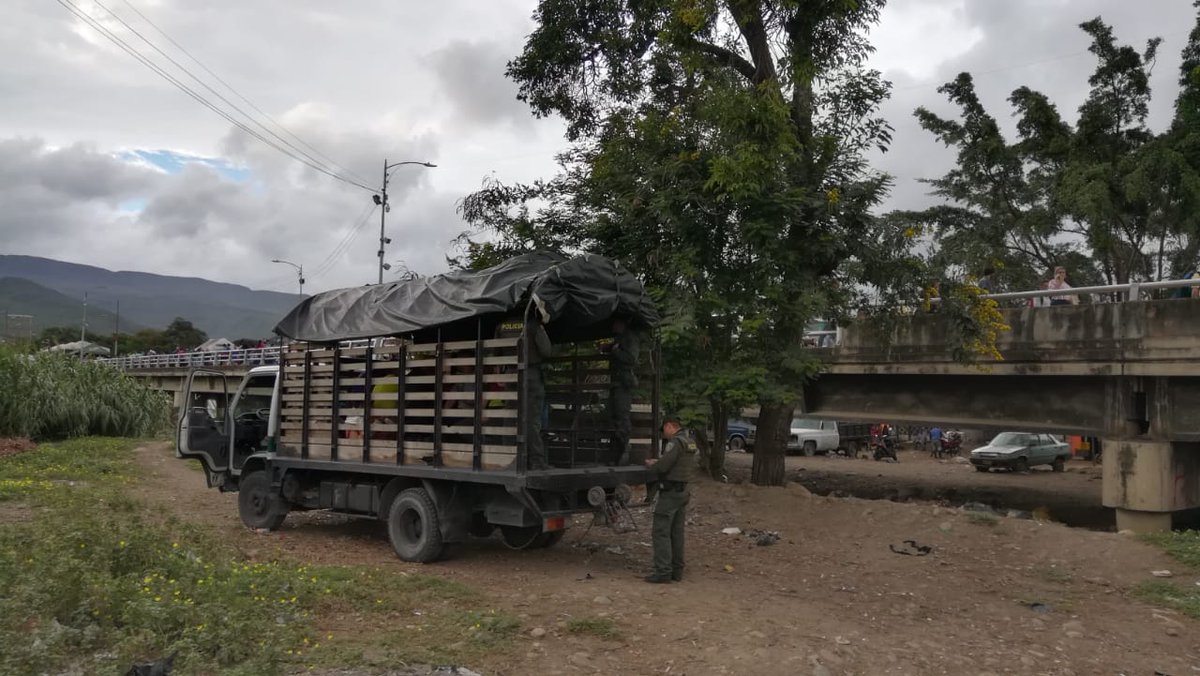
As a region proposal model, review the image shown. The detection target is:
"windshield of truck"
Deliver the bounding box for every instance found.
[233,374,274,418]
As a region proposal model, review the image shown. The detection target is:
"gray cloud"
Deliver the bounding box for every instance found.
[428,40,533,130]
[0,0,1193,296]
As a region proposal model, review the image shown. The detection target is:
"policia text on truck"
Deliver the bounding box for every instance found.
[175,253,662,562]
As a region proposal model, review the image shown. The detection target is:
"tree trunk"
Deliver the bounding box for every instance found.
[709,401,729,480]
[693,427,712,478]
[751,402,794,486]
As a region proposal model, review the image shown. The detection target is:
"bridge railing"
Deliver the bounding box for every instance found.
[99,339,385,370]
[100,347,281,370]
[802,278,1200,346]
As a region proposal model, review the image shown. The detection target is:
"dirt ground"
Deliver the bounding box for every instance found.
[724,447,1109,529]
[0,437,35,459]
[135,443,1200,675]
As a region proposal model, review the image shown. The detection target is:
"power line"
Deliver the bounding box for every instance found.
[89,0,370,190]
[309,202,379,280]
[56,0,376,192]
[115,0,372,188]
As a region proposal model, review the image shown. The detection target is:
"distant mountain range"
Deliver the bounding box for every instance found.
[0,255,303,339]
[0,277,146,338]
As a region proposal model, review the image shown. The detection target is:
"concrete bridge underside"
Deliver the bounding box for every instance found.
[807,299,1200,532]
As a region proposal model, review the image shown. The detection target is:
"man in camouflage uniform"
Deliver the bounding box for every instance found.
[644,417,695,583]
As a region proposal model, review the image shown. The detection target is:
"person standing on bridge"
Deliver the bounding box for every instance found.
[1046,266,1078,306]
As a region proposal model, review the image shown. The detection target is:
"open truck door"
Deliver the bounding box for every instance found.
[176,369,231,488]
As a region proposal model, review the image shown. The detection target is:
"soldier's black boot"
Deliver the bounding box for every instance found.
[644,574,672,584]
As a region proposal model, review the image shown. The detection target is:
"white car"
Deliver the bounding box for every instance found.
[788,418,840,456]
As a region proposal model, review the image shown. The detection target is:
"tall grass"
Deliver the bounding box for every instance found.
[0,347,170,440]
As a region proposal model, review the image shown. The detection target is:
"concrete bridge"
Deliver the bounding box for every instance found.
[807,298,1200,532]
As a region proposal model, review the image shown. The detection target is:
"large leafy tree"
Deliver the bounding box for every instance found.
[458,0,903,485]
[913,13,1200,289]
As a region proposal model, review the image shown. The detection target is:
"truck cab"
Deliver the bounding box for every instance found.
[176,365,279,488]
[788,418,840,456]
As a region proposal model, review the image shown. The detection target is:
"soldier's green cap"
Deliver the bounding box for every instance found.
[662,416,682,426]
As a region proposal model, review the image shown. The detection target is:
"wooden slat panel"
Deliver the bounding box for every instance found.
[403,391,516,401]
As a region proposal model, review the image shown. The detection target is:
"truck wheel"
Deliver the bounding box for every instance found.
[533,530,565,548]
[1051,457,1066,473]
[802,441,817,457]
[387,488,445,563]
[500,525,543,550]
[729,436,746,452]
[238,471,288,531]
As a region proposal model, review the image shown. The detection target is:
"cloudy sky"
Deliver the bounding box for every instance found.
[1,0,1195,294]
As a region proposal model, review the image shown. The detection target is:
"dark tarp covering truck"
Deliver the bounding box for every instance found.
[176,252,661,562]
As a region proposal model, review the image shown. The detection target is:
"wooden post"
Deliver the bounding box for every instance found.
[473,320,484,470]
[434,332,444,468]
[330,345,341,462]
[362,343,373,462]
[396,342,406,465]
[301,347,311,460]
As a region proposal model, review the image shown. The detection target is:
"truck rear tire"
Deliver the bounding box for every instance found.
[534,530,565,548]
[238,471,287,531]
[387,488,445,563]
[500,525,543,549]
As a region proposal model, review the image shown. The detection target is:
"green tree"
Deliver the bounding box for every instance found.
[912,14,1200,289]
[162,318,207,351]
[458,0,913,485]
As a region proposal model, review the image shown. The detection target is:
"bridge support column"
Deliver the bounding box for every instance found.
[1102,439,1200,532]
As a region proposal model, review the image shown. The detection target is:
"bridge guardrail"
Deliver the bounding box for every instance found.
[100,347,280,370]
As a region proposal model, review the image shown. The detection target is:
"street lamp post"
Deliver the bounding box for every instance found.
[271,259,306,296]
[375,159,436,284]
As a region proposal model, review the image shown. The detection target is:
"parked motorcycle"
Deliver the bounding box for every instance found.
[936,430,962,458]
[872,435,898,462]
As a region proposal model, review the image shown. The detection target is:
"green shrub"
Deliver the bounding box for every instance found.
[0,438,501,674]
[0,348,169,440]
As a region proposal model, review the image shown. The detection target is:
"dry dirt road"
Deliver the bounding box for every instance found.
[137,443,1200,675]
[724,447,1109,528]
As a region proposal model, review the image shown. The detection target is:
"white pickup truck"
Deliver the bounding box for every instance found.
[788,418,840,456]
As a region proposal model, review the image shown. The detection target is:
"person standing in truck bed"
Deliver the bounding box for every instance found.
[525,309,554,470]
[603,316,640,466]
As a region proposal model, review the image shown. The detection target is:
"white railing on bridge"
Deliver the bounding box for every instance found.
[100,347,280,370]
[99,339,384,370]
[802,277,1200,347]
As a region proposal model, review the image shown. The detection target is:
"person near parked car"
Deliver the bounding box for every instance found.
[930,426,943,448]
[645,417,696,583]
